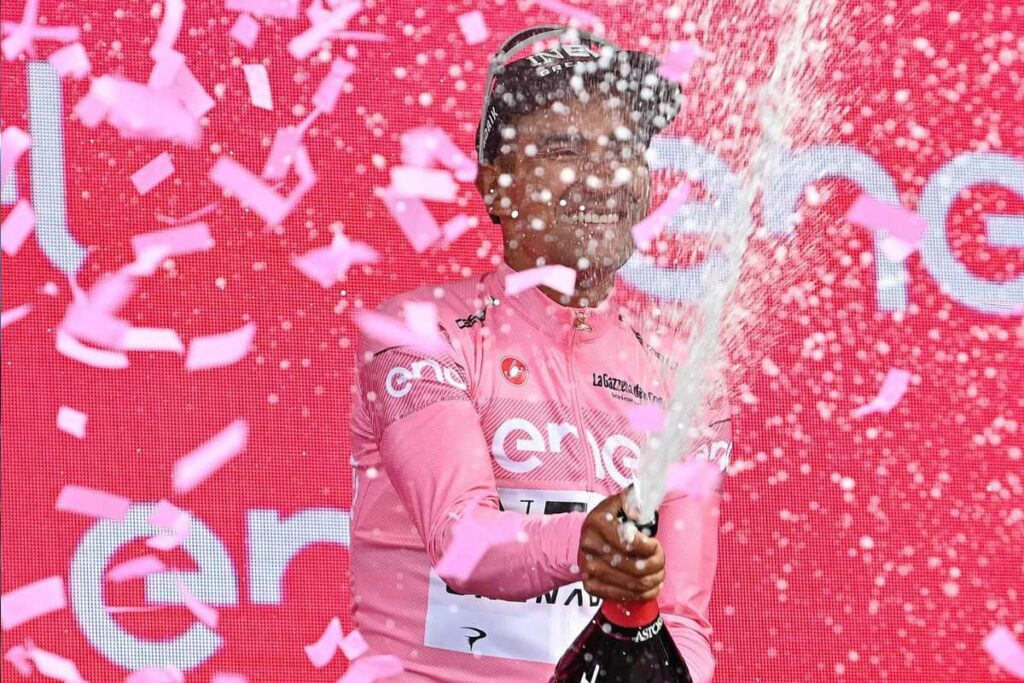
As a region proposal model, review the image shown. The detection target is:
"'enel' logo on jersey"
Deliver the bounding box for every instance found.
[385,359,467,398]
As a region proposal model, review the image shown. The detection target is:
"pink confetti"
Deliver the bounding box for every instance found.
[155,202,219,225]
[1,199,36,256]
[3,644,33,676]
[400,127,476,182]
[229,14,260,49]
[982,625,1024,679]
[172,419,249,494]
[174,575,218,629]
[339,629,369,661]
[666,458,723,499]
[456,11,488,45]
[504,265,577,297]
[123,327,185,353]
[225,0,299,19]
[146,499,191,551]
[167,63,216,119]
[262,127,302,179]
[148,48,187,90]
[657,41,701,81]
[25,644,84,683]
[1,576,66,630]
[389,166,459,202]
[337,655,404,683]
[61,300,131,350]
[242,63,274,110]
[288,1,360,60]
[55,329,130,369]
[627,403,666,432]
[55,484,130,520]
[131,152,176,195]
[75,76,201,145]
[312,58,355,113]
[534,0,600,25]
[381,187,442,253]
[332,31,386,42]
[210,157,291,225]
[435,495,524,583]
[354,303,447,355]
[631,181,691,249]
[185,322,256,371]
[125,666,184,683]
[106,555,168,583]
[1,0,79,61]
[150,0,184,58]
[305,617,344,668]
[56,406,88,439]
[846,194,927,257]
[132,222,214,260]
[211,674,248,683]
[292,232,379,288]
[1,304,32,330]
[47,42,91,78]
[1,126,31,187]
[441,214,475,244]
[851,368,912,418]
[879,236,916,262]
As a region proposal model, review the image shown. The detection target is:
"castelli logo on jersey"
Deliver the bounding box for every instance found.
[501,357,528,386]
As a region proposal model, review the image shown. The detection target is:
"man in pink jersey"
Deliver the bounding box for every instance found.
[349,26,732,681]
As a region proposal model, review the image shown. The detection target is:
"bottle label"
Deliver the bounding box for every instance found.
[632,615,664,643]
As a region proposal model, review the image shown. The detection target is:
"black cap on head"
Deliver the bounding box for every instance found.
[475,26,683,167]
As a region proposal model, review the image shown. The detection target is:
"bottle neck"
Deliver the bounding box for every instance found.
[600,597,661,629]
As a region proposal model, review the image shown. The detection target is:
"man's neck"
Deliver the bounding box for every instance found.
[503,256,614,308]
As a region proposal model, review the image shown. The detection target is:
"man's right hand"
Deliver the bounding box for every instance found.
[576,488,665,603]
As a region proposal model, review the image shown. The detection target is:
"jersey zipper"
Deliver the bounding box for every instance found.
[566,309,595,493]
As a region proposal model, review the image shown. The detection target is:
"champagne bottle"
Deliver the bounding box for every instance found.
[550,510,692,683]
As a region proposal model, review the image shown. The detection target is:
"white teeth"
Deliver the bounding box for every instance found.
[571,212,620,224]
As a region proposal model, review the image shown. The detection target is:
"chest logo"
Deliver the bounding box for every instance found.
[501,356,529,386]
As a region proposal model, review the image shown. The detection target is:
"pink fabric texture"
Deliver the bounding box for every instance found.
[349,262,732,682]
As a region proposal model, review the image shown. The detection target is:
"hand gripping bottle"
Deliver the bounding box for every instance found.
[550,495,692,683]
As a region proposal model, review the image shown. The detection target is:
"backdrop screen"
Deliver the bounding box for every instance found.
[2,0,1022,681]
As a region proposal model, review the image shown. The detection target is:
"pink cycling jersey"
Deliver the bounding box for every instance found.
[349,261,732,682]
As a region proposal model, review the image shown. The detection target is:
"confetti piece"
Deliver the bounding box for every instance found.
[61,300,131,350]
[1,199,36,256]
[982,625,1024,679]
[55,329,130,369]
[631,181,691,249]
[75,76,201,145]
[381,186,442,253]
[441,214,475,244]
[225,0,299,19]
[879,235,916,262]
[211,674,248,683]
[172,419,249,494]
[354,303,447,355]
[25,644,84,683]
[185,322,256,371]
[534,0,600,25]
[47,42,90,78]
[333,30,386,42]
[312,58,355,113]
[389,166,459,202]
[627,403,666,432]
[846,194,927,257]
[505,265,577,297]
[305,617,344,668]
[242,63,273,110]
[150,0,185,58]
[125,666,185,683]
[1,304,31,330]
[106,555,168,583]
[456,10,488,45]
[155,202,219,225]
[121,328,185,353]
[148,48,187,90]
[131,152,176,195]
[851,368,912,418]
[1,126,31,187]
[229,14,260,48]
[288,1,360,60]
[175,575,218,629]
[292,232,379,288]
[399,127,476,182]
[210,157,291,225]
[3,644,32,676]
[55,484,130,520]
[1,576,66,630]
[167,63,216,119]
[337,654,404,683]
[339,629,369,661]
[56,406,88,439]
[665,458,723,499]
[657,41,701,81]
[132,222,214,261]
[146,499,191,551]
[262,127,302,179]
[435,495,524,583]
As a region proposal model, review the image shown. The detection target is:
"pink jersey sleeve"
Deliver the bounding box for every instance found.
[656,403,733,683]
[357,341,587,602]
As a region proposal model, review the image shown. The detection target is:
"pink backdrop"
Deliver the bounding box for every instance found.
[2,0,1022,681]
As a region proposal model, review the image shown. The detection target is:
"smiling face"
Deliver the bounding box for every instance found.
[477,97,653,287]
